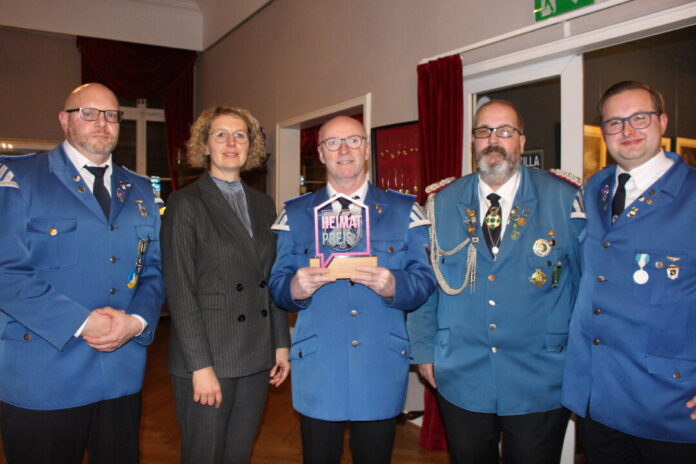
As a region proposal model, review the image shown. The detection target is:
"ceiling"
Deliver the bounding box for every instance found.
[0,0,272,51]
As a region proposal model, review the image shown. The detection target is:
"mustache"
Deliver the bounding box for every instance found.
[481,145,507,157]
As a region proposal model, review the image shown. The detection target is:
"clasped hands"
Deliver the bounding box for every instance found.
[81,307,142,352]
[290,265,395,300]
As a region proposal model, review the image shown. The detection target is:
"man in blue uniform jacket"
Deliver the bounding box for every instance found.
[562,81,696,462]
[0,83,164,463]
[269,116,436,464]
[408,100,585,464]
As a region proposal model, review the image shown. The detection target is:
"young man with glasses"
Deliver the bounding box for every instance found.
[269,116,436,463]
[0,83,164,463]
[408,99,585,464]
[562,81,696,462]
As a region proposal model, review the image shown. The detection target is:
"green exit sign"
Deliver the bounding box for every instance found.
[535,0,595,21]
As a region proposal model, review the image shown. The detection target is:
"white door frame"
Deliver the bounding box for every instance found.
[463,54,583,177]
[274,93,372,210]
[459,2,696,178]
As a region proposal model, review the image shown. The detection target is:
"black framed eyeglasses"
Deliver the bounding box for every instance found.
[600,111,658,135]
[65,107,123,123]
[472,125,522,139]
[319,135,366,151]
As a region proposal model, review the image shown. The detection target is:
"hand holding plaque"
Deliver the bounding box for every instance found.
[309,193,378,279]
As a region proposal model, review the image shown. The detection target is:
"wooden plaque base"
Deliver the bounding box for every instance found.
[309,255,378,279]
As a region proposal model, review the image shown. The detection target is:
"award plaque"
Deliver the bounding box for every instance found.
[309,193,377,279]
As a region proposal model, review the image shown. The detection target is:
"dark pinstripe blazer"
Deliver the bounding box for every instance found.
[161,171,290,379]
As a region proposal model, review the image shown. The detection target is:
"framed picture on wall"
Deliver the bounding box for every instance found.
[676,137,696,168]
[371,121,424,203]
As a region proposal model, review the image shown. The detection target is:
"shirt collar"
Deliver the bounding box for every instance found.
[616,150,672,193]
[63,140,112,171]
[326,178,369,203]
[478,168,521,207]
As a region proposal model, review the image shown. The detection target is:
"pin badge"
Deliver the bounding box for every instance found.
[127,271,139,289]
[73,175,81,182]
[136,200,148,217]
[530,268,547,287]
[77,186,86,193]
[533,238,552,257]
[633,253,650,285]
[666,265,680,280]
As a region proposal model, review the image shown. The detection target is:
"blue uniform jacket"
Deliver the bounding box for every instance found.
[0,146,164,410]
[408,166,584,415]
[269,185,436,421]
[562,152,696,443]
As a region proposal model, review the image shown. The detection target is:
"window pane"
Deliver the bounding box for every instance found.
[113,120,136,172]
[146,121,172,201]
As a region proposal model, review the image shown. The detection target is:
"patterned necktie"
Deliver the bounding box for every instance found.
[482,193,502,258]
[85,166,110,218]
[611,173,631,223]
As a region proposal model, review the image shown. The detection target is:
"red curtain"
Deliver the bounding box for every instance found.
[76,37,197,190]
[417,54,463,188]
[416,53,463,451]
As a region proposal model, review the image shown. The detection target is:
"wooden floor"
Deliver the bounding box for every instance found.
[1,318,449,463]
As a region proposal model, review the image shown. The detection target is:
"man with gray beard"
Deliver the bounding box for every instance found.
[408,99,585,464]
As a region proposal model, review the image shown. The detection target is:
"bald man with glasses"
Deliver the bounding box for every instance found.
[0,83,164,463]
[408,99,585,464]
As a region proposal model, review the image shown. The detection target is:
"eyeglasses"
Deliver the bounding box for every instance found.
[472,125,522,139]
[319,136,366,151]
[65,107,123,123]
[600,111,658,135]
[210,129,249,144]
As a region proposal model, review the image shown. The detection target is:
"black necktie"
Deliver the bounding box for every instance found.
[482,193,502,258]
[611,173,631,223]
[85,166,111,218]
[336,195,359,210]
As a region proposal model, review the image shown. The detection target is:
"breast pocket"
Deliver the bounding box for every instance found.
[372,239,407,269]
[527,247,567,294]
[632,249,688,306]
[27,217,79,270]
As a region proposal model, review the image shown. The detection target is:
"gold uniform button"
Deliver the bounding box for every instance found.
[351,340,359,347]
[488,274,495,282]
[400,349,407,356]
[673,371,682,380]
[593,308,601,315]
[488,300,496,307]
[489,324,497,331]
[655,261,664,269]
[592,338,600,346]
[388,247,395,253]
[602,241,610,248]
[109,288,116,295]
[23,333,31,341]
[596,275,606,283]
[109,257,117,263]
[350,310,358,317]
[49,228,58,236]
[491,347,497,353]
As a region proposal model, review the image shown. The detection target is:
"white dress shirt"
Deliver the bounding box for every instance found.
[478,169,522,240]
[614,150,673,208]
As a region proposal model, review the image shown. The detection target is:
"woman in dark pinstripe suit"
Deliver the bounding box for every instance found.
[161,105,291,463]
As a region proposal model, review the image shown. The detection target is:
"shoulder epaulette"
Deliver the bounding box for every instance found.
[271,208,289,231]
[548,169,582,188]
[425,177,457,195]
[0,163,18,188]
[409,202,429,229]
[385,189,416,200]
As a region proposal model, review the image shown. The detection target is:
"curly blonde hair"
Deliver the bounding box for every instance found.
[186,105,267,171]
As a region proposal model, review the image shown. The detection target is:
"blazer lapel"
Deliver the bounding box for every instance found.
[110,166,135,222]
[199,173,261,269]
[455,178,491,264]
[48,147,107,222]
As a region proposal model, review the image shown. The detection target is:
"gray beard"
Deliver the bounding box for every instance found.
[477,147,520,187]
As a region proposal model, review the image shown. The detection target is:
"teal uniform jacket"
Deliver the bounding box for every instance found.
[408,166,584,415]
[269,184,436,421]
[562,152,696,443]
[0,146,164,410]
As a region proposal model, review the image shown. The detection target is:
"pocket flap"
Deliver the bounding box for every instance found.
[389,333,410,357]
[28,217,77,234]
[290,334,318,360]
[647,355,696,381]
